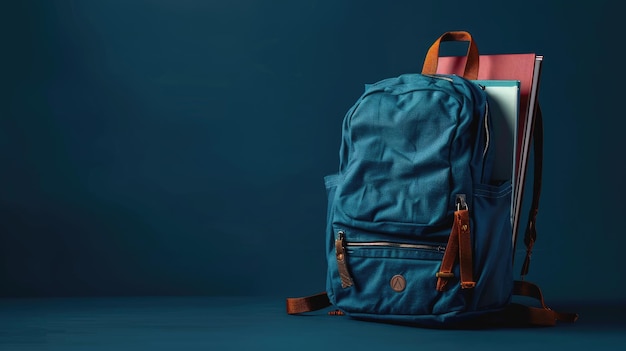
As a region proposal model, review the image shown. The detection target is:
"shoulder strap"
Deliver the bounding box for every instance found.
[510,105,578,326]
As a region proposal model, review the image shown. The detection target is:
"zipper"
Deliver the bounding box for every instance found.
[422,73,454,82]
[335,230,446,289]
[482,101,490,159]
[456,194,468,211]
[345,241,445,252]
[469,81,491,161]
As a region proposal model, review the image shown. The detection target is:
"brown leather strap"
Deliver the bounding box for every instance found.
[437,209,475,291]
[285,284,579,326]
[286,292,332,315]
[436,213,460,291]
[335,232,354,288]
[457,210,475,289]
[505,280,579,326]
[422,31,479,80]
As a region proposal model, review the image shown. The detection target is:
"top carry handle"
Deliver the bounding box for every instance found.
[421,31,479,80]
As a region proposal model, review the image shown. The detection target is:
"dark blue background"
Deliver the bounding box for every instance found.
[1,0,622,303]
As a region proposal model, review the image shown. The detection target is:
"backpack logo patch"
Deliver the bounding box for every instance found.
[390,275,406,292]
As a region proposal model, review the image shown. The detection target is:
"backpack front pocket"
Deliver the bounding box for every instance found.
[326,228,467,318]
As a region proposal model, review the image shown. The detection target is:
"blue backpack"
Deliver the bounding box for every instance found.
[287,32,577,327]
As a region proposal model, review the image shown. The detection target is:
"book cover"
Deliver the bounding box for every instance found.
[473,80,520,184]
[511,56,543,249]
[435,53,537,179]
[436,54,539,248]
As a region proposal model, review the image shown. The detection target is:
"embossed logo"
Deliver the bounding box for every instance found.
[390,275,406,292]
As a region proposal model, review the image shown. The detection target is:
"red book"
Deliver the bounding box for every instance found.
[435,53,542,249]
[435,53,537,176]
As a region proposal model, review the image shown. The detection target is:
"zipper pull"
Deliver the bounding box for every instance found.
[437,199,476,291]
[456,194,468,211]
[335,231,354,288]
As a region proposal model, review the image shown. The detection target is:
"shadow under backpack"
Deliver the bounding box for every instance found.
[286,31,577,328]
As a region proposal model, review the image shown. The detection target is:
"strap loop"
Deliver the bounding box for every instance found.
[437,209,475,291]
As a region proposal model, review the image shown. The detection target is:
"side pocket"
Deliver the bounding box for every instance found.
[324,174,340,228]
[323,174,341,305]
[471,181,514,311]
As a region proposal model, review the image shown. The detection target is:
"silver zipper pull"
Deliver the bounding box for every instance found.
[456,194,468,211]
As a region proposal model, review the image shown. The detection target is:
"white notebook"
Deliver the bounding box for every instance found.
[474,80,521,184]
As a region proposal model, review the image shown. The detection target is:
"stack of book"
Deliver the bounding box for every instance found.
[435,53,544,253]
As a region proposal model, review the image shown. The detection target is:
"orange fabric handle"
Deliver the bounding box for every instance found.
[422,31,479,80]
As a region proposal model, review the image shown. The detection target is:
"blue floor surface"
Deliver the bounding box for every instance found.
[0,296,623,350]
